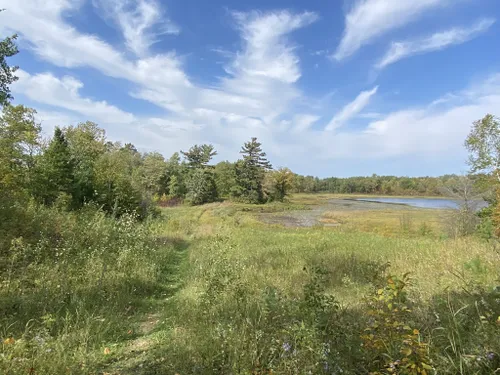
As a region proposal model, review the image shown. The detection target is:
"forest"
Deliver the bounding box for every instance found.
[2,22,500,375]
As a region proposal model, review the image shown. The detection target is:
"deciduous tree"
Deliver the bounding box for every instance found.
[465,114,500,182]
[0,20,19,106]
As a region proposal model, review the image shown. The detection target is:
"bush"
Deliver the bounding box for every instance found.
[186,168,218,205]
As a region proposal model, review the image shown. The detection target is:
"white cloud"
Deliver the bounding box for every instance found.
[92,0,179,56]
[325,86,378,131]
[5,0,500,176]
[291,114,320,133]
[376,18,495,69]
[0,0,190,92]
[334,0,451,60]
[229,10,318,83]
[12,70,136,124]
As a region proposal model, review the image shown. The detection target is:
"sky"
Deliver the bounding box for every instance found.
[1,0,500,177]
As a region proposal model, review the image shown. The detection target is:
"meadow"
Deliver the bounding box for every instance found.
[1,195,500,374]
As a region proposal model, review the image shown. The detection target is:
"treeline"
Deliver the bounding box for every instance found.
[1,102,472,234]
[292,174,464,196]
[0,105,295,225]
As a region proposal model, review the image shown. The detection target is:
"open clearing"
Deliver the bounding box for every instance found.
[259,195,448,236]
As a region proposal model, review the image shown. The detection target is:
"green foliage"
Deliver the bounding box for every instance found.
[0,204,177,374]
[139,152,168,195]
[362,274,432,375]
[0,104,40,190]
[94,145,145,217]
[32,127,75,206]
[0,23,19,106]
[214,161,237,198]
[292,174,474,196]
[465,114,500,181]
[240,137,272,170]
[265,167,295,202]
[186,168,218,205]
[232,137,273,203]
[181,144,217,168]
[64,121,107,207]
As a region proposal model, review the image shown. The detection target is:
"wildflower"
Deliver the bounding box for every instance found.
[103,347,111,355]
[487,352,496,361]
[3,337,15,345]
[282,342,291,352]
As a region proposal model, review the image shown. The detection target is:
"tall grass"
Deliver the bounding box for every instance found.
[0,204,178,374]
[2,200,499,374]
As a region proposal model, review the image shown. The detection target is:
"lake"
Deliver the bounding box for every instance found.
[355,197,475,209]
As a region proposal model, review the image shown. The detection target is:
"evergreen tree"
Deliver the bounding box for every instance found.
[181,144,217,168]
[168,174,184,198]
[233,137,272,203]
[33,127,75,205]
[240,137,272,170]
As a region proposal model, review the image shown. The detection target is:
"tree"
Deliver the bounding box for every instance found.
[186,168,218,205]
[0,105,40,251]
[94,145,143,217]
[140,152,168,195]
[165,152,186,197]
[0,105,40,191]
[465,114,500,182]
[440,175,482,237]
[64,121,107,207]
[232,137,273,203]
[214,161,237,198]
[240,137,272,170]
[181,144,217,168]
[33,127,75,206]
[0,23,19,106]
[168,174,184,198]
[264,168,295,202]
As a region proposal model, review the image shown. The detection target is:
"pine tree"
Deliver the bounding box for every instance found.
[233,137,273,203]
[240,137,272,170]
[181,144,217,168]
[34,127,75,205]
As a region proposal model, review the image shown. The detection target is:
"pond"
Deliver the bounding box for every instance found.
[355,197,482,209]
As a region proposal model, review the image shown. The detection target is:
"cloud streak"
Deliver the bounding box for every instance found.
[376,18,496,69]
[13,70,137,124]
[325,86,378,131]
[334,0,451,60]
[93,0,179,56]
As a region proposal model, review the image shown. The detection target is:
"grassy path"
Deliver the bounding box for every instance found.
[98,234,191,374]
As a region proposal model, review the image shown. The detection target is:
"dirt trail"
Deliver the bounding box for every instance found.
[258,198,420,228]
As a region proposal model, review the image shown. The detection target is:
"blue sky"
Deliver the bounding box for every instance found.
[2,0,500,177]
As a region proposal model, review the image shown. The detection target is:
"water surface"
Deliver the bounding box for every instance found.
[356,197,473,209]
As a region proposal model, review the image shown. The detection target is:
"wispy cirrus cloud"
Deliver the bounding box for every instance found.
[4,0,500,177]
[376,18,496,69]
[333,0,452,60]
[92,0,179,56]
[325,86,378,131]
[13,70,137,124]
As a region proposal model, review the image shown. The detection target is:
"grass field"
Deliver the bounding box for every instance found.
[2,195,500,374]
